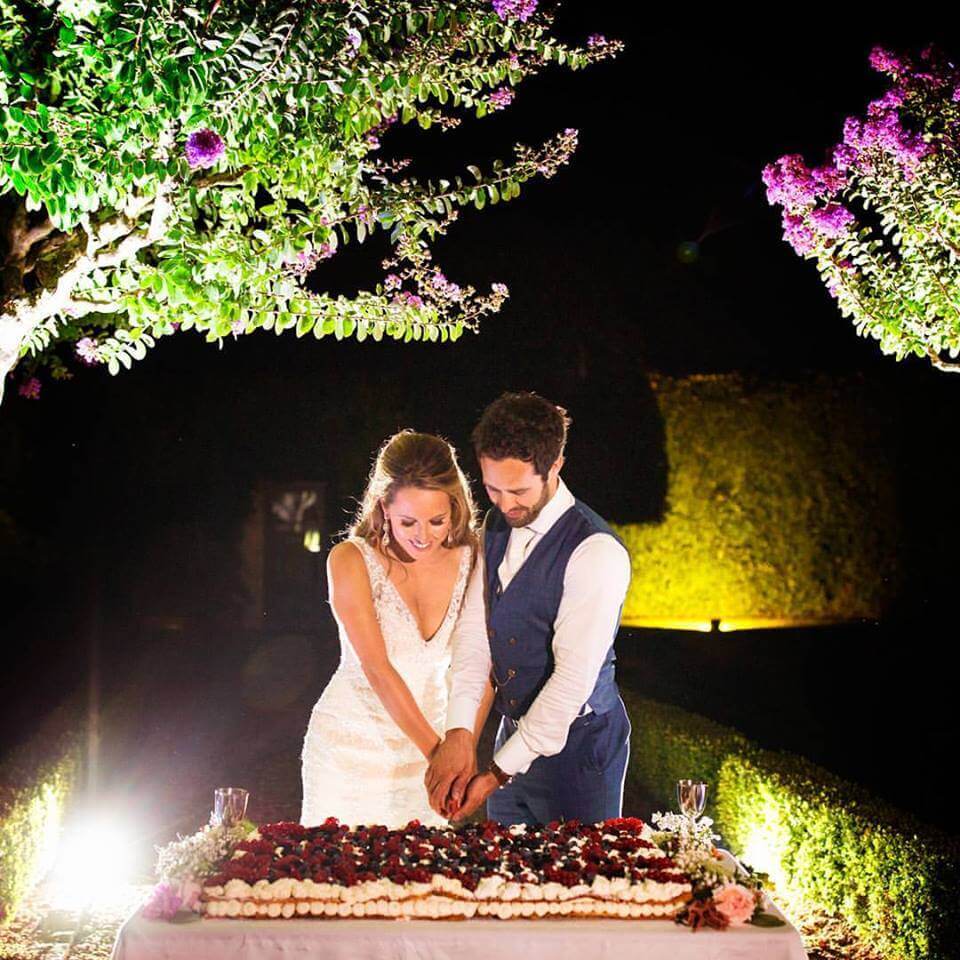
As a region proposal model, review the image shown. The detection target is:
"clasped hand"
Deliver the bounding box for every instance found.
[425,729,498,823]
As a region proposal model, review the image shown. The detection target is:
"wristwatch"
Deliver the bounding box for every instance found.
[488,760,512,788]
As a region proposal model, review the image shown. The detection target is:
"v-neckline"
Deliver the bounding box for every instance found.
[375,546,468,644]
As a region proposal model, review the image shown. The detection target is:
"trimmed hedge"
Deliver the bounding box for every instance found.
[623,690,960,960]
[0,704,82,924]
[613,374,898,623]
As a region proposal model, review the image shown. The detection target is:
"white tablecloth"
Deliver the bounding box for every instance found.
[111,899,808,960]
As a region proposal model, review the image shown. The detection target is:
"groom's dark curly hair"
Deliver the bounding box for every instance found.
[472,392,571,480]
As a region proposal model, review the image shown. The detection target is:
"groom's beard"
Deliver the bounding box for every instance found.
[502,481,551,528]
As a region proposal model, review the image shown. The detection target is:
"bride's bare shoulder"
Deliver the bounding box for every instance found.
[327,539,366,577]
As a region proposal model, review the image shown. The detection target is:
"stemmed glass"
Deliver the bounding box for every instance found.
[212,787,249,827]
[677,779,707,825]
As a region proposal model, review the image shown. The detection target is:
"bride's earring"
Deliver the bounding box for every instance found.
[382,518,391,547]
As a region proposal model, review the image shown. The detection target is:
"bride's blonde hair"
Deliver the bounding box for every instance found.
[351,431,478,562]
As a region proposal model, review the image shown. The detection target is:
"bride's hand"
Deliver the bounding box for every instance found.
[425,729,476,816]
[449,772,498,825]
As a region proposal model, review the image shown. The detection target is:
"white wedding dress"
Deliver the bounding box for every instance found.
[300,537,471,828]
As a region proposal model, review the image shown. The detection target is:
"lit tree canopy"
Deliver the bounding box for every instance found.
[0,0,618,402]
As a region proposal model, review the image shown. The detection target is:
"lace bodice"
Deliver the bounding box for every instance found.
[336,537,470,676]
[301,538,472,828]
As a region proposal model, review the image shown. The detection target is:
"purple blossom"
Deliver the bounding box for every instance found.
[587,34,607,48]
[809,202,856,240]
[346,28,362,52]
[832,143,859,173]
[492,0,538,21]
[18,377,41,400]
[491,282,509,296]
[953,85,960,103]
[762,154,820,212]
[142,883,182,921]
[75,337,101,366]
[231,318,245,337]
[431,270,463,302]
[781,212,817,256]
[867,88,905,116]
[384,273,401,290]
[487,86,515,111]
[184,129,225,170]
[393,291,424,308]
[868,46,910,78]
[563,127,578,138]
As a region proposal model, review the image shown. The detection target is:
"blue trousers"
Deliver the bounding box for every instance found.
[486,698,631,826]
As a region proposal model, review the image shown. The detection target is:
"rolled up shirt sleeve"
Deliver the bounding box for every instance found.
[445,553,492,733]
[493,533,632,777]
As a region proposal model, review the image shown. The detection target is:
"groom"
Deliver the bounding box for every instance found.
[426,392,632,826]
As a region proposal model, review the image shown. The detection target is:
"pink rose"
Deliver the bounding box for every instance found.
[712,883,757,926]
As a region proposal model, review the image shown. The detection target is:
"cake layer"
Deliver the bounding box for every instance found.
[202,895,686,920]
[199,817,694,921]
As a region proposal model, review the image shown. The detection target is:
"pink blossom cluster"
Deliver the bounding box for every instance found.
[762,45,960,258]
[18,376,41,399]
[184,129,225,170]
[430,270,463,302]
[75,337,101,365]
[487,87,515,111]
[288,243,336,276]
[366,113,397,150]
[492,0,537,22]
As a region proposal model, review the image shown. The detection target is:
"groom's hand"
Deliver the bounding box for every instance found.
[425,728,476,817]
[450,771,498,825]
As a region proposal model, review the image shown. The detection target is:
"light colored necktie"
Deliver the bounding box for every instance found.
[500,526,536,590]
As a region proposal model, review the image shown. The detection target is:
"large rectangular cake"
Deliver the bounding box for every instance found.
[200,817,693,920]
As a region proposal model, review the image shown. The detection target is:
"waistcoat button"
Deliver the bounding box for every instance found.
[508,637,517,646]
[507,668,516,678]
[509,698,518,707]
[488,627,496,639]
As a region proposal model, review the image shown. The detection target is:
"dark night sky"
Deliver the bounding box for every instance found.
[2,12,959,826]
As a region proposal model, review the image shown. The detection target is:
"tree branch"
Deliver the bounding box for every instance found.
[926,347,960,372]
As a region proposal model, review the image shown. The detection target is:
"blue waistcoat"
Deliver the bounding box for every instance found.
[484,498,624,722]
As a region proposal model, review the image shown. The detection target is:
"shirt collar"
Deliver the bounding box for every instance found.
[525,477,574,536]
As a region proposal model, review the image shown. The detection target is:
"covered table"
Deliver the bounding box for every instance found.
[111,898,808,960]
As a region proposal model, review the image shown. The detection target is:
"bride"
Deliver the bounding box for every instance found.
[301,431,490,828]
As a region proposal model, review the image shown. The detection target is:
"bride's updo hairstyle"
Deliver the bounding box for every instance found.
[351,430,478,562]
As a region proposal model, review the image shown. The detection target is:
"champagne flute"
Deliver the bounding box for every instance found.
[677,779,707,824]
[212,787,249,827]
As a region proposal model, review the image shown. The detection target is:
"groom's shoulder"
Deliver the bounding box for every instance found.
[569,498,622,542]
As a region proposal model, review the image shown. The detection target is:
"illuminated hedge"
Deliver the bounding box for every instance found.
[613,374,898,625]
[622,692,960,960]
[0,716,81,924]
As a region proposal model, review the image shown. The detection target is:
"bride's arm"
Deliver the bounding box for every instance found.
[327,541,440,759]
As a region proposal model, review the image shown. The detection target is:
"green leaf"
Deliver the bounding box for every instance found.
[750,913,786,928]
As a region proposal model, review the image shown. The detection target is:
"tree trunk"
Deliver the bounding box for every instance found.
[0,181,175,404]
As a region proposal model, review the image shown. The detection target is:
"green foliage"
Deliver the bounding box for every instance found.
[613,374,898,624]
[0,0,619,384]
[622,691,960,960]
[0,709,82,924]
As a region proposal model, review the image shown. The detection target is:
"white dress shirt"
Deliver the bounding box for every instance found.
[446,479,632,776]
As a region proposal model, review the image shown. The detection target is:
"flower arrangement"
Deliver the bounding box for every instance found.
[144,822,250,921]
[763,45,960,372]
[649,811,783,931]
